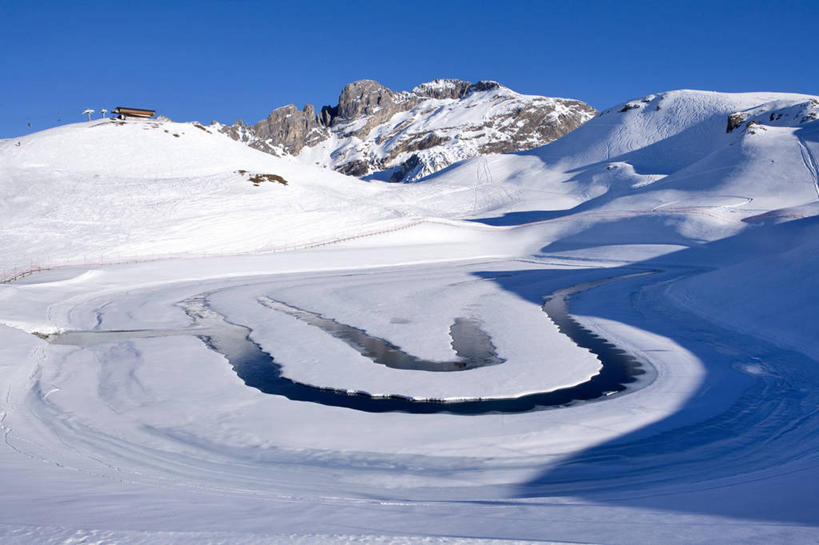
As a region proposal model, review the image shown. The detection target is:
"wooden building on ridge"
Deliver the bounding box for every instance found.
[112,107,156,120]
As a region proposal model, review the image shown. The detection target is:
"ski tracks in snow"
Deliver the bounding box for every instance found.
[797,135,819,198]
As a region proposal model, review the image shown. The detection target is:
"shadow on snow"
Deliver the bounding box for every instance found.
[476,215,819,525]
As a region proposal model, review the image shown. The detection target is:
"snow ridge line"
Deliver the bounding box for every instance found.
[797,136,819,198]
[0,219,428,284]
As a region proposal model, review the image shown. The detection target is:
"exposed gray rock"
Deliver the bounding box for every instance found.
[387,133,448,159]
[336,80,395,121]
[218,119,252,143]
[319,105,337,127]
[251,104,329,155]
[726,112,748,133]
[389,154,423,183]
[332,80,422,139]
[214,119,282,156]
[468,80,502,93]
[478,100,592,155]
[335,159,370,177]
[411,79,472,100]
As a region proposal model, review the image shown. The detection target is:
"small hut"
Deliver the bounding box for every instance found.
[112,107,156,120]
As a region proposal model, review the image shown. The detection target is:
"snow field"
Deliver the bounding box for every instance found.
[1,89,818,544]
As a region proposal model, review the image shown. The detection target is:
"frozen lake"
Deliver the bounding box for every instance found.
[46,268,652,414]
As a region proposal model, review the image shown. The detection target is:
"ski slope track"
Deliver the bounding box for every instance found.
[797,134,819,197]
[1,90,818,544]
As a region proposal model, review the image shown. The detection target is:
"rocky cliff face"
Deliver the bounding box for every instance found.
[215,79,597,182]
[252,104,327,154]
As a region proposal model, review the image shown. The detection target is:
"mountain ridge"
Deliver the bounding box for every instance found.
[215,78,597,182]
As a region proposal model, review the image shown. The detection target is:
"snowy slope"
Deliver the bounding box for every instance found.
[430,90,819,248]
[666,211,819,359]
[0,117,403,278]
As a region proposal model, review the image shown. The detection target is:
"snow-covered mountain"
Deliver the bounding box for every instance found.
[215,79,597,182]
[2,89,817,280]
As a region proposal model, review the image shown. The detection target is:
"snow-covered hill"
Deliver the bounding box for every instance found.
[0,115,552,280]
[432,90,819,244]
[2,90,817,281]
[0,117,399,278]
[215,79,596,182]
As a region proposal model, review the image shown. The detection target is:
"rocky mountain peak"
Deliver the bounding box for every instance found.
[408,79,503,100]
[217,78,597,182]
[336,79,396,121]
[251,103,327,155]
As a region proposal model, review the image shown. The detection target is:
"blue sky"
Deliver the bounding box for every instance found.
[1,0,817,138]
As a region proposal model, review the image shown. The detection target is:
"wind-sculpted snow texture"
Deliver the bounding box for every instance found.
[216,78,597,182]
[0,89,818,544]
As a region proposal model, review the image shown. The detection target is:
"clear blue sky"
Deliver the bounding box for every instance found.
[1,0,817,138]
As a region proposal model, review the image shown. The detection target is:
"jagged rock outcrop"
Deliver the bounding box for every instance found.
[411,79,472,100]
[726,112,748,133]
[251,104,328,155]
[336,80,395,121]
[216,78,597,182]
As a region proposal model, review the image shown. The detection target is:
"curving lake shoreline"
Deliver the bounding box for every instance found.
[193,270,656,414]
